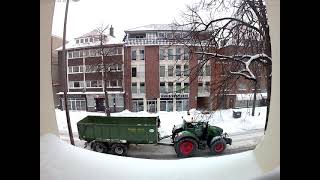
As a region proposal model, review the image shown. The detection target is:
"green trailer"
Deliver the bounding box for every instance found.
[77,115,160,156]
[77,115,232,157]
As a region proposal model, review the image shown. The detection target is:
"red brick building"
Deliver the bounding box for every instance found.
[57,27,125,112]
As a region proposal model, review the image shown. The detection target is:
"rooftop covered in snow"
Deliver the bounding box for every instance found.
[56,29,124,51]
[125,24,190,33]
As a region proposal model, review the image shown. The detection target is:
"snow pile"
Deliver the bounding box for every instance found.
[41,133,263,180]
[55,107,267,136]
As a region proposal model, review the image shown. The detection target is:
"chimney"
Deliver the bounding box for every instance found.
[110,25,114,37]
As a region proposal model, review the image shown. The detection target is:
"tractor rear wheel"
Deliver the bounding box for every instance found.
[111,143,128,156]
[210,138,226,155]
[174,138,198,158]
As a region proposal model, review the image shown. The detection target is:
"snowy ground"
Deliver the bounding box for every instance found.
[55,106,266,137]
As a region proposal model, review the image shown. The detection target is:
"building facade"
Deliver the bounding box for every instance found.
[57,27,125,112]
[57,24,268,112]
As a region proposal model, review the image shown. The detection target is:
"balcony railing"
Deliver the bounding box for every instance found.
[127,38,180,45]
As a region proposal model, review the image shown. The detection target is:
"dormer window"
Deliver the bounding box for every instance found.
[76,39,79,44]
[80,39,84,43]
[85,38,88,43]
[90,38,93,42]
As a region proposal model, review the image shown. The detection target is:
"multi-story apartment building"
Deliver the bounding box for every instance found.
[123,24,205,112]
[57,26,125,112]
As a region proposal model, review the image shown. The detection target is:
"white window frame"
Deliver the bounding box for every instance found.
[85,80,102,88]
[68,66,84,74]
[68,81,84,89]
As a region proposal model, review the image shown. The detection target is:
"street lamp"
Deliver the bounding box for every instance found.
[61,0,80,145]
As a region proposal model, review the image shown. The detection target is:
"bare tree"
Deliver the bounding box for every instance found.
[86,24,120,116]
[173,0,272,130]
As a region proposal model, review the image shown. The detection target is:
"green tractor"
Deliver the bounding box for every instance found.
[171,120,232,157]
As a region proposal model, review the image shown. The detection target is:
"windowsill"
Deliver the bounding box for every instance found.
[68,72,84,74]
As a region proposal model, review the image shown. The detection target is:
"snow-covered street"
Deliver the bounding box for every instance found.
[56,107,266,158]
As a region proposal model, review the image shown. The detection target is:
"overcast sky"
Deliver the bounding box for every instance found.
[52,0,198,41]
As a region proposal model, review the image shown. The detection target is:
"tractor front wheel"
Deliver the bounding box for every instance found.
[210,138,226,155]
[174,138,198,158]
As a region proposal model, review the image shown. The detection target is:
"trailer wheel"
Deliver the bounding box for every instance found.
[210,138,226,155]
[174,138,198,158]
[111,144,127,156]
[93,142,108,153]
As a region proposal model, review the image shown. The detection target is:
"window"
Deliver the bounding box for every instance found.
[132,67,137,77]
[198,82,203,93]
[132,83,137,93]
[176,65,181,76]
[238,83,247,90]
[168,66,173,77]
[69,81,84,88]
[140,82,145,93]
[65,98,86,111]
[80,39,84,43]
[158,32,165,39]
[73,51,80,58]
[117,64,122,71]
[79,50,83,57]
[110,80,117,87]
[184,65,189,76]
[184,83,189,93]
[68,66,83,73]
[83,50,89,57]
[110,64,117,72]
[160,49,165,60]
[90,38,93,42]
[174,33,181,39]
[85,38,88,43]
[132,99,144,112]
[184,48,189,60]
[68,52,73,59]
[139,50,144,60]
[118,80,122,87]
[90,49,97,57]
[74,82,80,88]
[85,65,98,73]
[160,66,165,77]
[160,82,166,93]
[198,66,204,76]
[205,82,210,92]
[168,49,174,60]
[176,83,181,93]
[86,80,102,88]
[131,50,136,60]
[176,48,181,60]
[205,65,211,76]
[168,82,173,93]
[76,39,79,44]
[166,33,173,39]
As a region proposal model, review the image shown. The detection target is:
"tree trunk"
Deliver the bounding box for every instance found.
[102,57,110,117]
[62,0,74,145]
[252,80,257,116]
